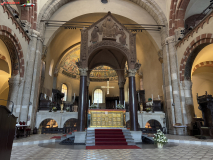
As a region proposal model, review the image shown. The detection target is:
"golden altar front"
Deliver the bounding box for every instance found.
[88,109,126,127]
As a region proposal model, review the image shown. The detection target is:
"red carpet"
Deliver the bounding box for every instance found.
[86,129,140,149]
[50,136,61,139]
[86,145,141,149]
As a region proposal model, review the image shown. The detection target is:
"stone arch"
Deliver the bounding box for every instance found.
[179,33,213,81]
[37,0,168,36]
[145,119,162,128]
[0,25,25,77]
[143,118,164,129]
[169,0,190,36]
[38,118,59,131]
[36,117,60,129]
[63,118,78,127]
[192,61,213,74]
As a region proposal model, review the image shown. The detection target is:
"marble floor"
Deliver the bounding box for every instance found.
[11,143,213,160]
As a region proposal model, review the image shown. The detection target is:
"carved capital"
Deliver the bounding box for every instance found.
[118,81,125,88]
[79,68,88,76]
[76,60,82,68]
[128,69,137,77]
[30,29,41,38]
[165,36,175,44]
[8,76,21,86]
[134,61,141,70]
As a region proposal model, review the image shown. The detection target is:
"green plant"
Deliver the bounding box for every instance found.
[52,107,57,112]
[146,107,151,112]
[66,107,70,112]
[153,129,167,145]
[89,104,97,109]
[117,104,124,109]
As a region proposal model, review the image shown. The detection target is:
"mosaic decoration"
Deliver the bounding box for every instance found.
[61,47,119,81]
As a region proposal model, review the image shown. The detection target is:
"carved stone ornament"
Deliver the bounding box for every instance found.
[128,69,137,77]
[118,81,125,88]
[165,36,175,44]
[76,61,83,68]
[79,68,88,76]
[134,61,141,70]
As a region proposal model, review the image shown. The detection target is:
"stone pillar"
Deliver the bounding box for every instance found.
[7,76,21,118]
[166,36,183,126]
[118,81,125,105]
[183,80,195,125]
[128,69,138,131]
[20,30,40,123]
[77,68,88,131]
[28,35,43,128]
[161,35,175,134]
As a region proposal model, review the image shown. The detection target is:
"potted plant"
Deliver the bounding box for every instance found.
[89,104,97,109]
[66,107,70,112]
[52,106,57,112]
[145,107,151,112]
[117,104,124,109]
[153,129,167,148]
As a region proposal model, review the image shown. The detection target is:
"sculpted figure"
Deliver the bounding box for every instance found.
[90,26,99,43]
[118,28,127,45]
[101,17,117,38]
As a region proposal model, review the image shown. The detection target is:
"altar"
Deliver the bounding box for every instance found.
[88,109,126,128]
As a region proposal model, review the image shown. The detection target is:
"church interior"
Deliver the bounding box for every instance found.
[1,0,213,159]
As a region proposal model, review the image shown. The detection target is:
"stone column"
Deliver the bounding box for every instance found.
[7,76,21,117]
[166,36,183,126]
[128,69,138,131]
[77,68,88,131]
[28,35,43,128]
[20,30,40,123]
[183,80,195,125]
[118,81,125,105]
[161,36,175,134]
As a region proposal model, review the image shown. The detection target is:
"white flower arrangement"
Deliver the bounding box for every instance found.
[117,104,124,109]
[153,129,167,145]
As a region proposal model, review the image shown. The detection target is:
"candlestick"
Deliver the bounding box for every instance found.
[152,94,153,103]
[89,100,90,106]
[124,100,125,108]
[115,100,117,109]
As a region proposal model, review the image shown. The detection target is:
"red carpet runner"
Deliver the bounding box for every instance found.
[86,129,141,149]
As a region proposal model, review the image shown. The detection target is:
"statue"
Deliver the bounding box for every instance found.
[101,17,118,38]
[140,103,143,113]
[90,26,99,43]
[60,103,64,113]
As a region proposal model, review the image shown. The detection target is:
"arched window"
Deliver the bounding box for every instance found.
[49,59,54,76]
[94,89,103,103]
[61,84,68,101]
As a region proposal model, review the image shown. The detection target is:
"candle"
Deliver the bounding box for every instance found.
[124,100,125,108]
[89,100,90,106]
[116,100,117,109]
[97,100,99,108]
[152,94,153,103]
[138,92,140,102]
[158,95,160,100]
[119,101,120,104]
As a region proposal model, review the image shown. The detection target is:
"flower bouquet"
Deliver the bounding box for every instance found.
[117,104,124,109]
[153,129,167,148]
[66,107,70,112]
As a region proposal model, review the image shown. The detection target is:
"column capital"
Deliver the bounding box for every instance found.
[128,69,137,77]
[29,29,41,38]
[165,36,175,44]
[158,49,163,64]
[118,81,125,88]
[79,68,88,76]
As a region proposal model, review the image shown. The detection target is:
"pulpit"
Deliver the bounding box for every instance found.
[88,109,126,127]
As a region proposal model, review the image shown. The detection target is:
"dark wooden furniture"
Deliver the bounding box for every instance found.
[0,105,16,160]
[196,93,213,138]
[105,97,119,109]
[41,127,77,134]
[152,100,162,111]
[38,93,51,111]
[137,90,145,111]
[52,89,64,110]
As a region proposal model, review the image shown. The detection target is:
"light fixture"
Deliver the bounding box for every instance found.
[101,0,108,4]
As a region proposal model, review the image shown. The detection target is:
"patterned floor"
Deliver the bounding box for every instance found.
[11,143,213,160]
